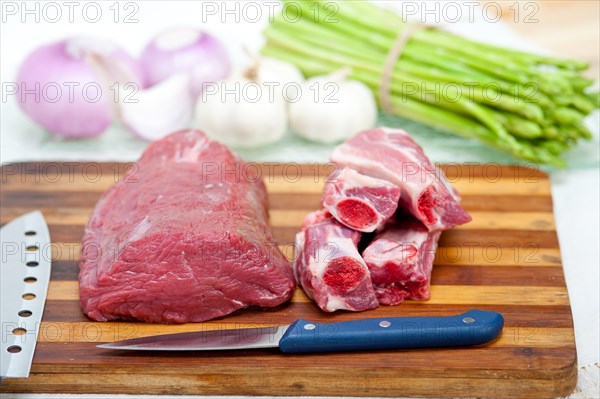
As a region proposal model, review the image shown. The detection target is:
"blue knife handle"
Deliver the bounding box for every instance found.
[278,309,503,353]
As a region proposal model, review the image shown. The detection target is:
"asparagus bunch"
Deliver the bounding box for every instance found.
[262,0,598,166]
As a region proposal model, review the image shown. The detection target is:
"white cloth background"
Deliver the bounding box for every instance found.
[1,1,598,398]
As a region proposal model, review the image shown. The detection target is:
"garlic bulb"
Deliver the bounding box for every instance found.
[194,77,287,148]
[289,68,377,143]
[231,56,304,103]
[248,57,304,103]
[193,56,300,148]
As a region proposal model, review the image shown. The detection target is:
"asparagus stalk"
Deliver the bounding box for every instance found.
[264,42,557,165]
[266,24,546,123]
[266,0,597,166]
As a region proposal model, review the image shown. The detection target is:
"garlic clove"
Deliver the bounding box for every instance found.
[120,73,194,141]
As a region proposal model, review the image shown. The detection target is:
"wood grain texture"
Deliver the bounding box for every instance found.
[0,163,577,398]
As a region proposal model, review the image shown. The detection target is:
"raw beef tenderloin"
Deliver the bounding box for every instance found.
[79,130,295,323]
[294,211,378,312]
[362,218,441,305]
[322,167,401,233]
[330,128,471,231]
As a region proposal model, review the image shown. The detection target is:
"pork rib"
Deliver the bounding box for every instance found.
[79,130,295,323]
[294,211,378,312]
[322,167,401,233]
[330,128,471,231]
[362,218,441,305]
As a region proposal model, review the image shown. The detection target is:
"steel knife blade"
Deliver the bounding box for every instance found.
[1,211,51,377]
[97,310,503,353]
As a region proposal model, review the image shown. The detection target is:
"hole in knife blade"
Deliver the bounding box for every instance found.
[24,277,37,283]
[12,328,27,336]
[26,261,39,267]
[7,345,22,353]
[26,245,39,251]
[18,310,32,317]
[22,293,36,300]
[25,231,37,236]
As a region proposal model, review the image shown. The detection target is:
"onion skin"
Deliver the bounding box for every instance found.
[121,74,195,142]
[16,38,144,138]
[140,29,230,97]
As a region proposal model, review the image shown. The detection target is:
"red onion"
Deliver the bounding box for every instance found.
[16,38,145,138]
[140,28,230,97]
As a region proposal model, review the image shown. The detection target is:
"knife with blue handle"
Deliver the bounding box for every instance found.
[97,310,503,353]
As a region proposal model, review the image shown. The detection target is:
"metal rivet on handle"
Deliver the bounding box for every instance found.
[463,317,476,324]
[379,321,391,328]
[304,323,316,330]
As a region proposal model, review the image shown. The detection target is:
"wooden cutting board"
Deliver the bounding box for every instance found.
[0,162,576,398]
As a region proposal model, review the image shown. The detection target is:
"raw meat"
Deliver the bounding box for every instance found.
[362,218,441,305]
[330,128,471,231]
[294,211,378,312]
[322,167,401,233]
[301,209,331,229]
[79,130,295,323]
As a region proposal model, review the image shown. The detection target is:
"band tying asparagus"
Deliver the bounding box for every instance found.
[380,22,426,113]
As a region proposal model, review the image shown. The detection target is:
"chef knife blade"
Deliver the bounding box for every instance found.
[97,309,503,353]
[1,211,51,377]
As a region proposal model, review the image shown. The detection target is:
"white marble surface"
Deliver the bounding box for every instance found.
[1,1,598,398]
